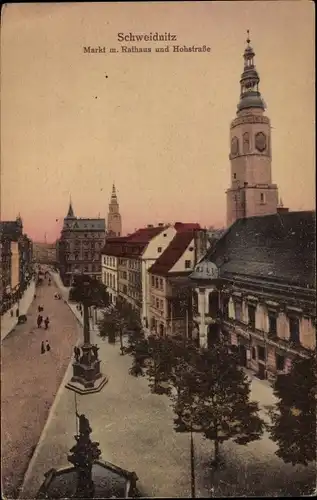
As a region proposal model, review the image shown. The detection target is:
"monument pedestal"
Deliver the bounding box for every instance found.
[66,344,108,395]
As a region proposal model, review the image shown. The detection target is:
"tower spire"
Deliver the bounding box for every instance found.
[246,29,250,45]
[111,183,117,199]
[67,196,75,218]
[237,31,265,113]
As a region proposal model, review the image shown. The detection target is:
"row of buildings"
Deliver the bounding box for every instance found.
[57,34,315,382]
[0,216,33,314]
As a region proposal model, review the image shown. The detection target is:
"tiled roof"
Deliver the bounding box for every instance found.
[174,222,200,232]
[101,227,165,257]
[148,229,196,276]
[204,211,316,288]
[127,226,167,243]
[62,218,105,231]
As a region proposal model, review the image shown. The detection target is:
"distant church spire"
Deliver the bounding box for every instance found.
[66,196,75,218]
[111,183,117,200]
[237,30,265,113]
[107,184,122,237]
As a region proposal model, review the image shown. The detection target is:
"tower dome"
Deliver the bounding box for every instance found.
[237,31,265,112]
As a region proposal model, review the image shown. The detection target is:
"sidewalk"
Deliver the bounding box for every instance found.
[1,280,35,342]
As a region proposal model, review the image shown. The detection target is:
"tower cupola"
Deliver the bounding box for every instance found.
[237,30,265,113]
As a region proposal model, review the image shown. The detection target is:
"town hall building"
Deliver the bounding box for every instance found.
[190,34,316,382]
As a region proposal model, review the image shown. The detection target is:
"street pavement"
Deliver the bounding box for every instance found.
[1,280,35,342]
[20,271,316,498]
[1,275,81,499]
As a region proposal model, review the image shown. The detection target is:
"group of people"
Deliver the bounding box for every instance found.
[41,339,51,354]
[37,306,50,330]
[38,273,52,353]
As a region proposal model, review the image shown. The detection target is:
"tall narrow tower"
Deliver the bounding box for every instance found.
[226,32,279,227]
[107,184,122,236]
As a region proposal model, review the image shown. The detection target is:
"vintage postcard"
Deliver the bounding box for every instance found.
[1,2,315,499]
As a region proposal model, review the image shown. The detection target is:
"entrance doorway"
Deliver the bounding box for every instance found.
[238,344,247,367]
[258,363,266,380]
[207,323,220,348]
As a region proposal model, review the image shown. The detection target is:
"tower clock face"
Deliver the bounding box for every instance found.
[231,136,239,156]
[255,132,267,152]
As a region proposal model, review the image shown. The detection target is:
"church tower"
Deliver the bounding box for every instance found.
[226,32,279,227]
[107,184,122,236]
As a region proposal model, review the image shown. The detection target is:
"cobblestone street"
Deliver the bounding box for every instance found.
[1,276,80,499]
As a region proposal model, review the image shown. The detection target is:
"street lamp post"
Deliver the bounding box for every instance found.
[190,421,196,499]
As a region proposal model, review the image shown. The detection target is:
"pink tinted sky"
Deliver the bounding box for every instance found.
[1,2,315,242]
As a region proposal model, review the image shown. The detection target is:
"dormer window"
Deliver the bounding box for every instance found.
[158,247,162,253]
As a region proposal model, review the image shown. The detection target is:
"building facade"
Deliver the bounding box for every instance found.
[107,184,122,237]
[226,33,279,227]
[190,211,316,381]
[11,241,20,291]
[148,224,200,337]
[101,226,168,313]
[101,237,128,305]
[0,217,33,312]
[141,224,176,325]
[57,201,105,286]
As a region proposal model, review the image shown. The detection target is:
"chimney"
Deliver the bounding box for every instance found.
[147,224,154,228]
[158,223,164,227]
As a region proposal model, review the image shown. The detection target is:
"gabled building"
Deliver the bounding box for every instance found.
[190,211,316,381]
[101,225,169,312]
[57,201,105,286]
[147,223,200,337]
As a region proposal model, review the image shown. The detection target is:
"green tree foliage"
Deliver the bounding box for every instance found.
[98,297,144,354]
[69,274,109,307]
[145,335,171,394]
[172,342,264,465]
[269,353,317,466]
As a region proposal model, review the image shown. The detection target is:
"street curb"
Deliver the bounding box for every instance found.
[19,277,83,498]
[20,272,103,498]
[1,280,36,343]
[19,346,75,499]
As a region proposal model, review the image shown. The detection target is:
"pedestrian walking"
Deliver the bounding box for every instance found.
[41,341,45,354]
[44,317,50,330]
[37,315,43,328]
[46,340,51,352]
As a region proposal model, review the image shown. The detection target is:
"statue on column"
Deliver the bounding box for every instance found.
[68,413,101,498]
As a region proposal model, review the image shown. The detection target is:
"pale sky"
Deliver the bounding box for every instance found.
[1,1,315,242]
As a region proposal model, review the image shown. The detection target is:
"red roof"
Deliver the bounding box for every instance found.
[148,228,196,276]
[101,226,167,257]
[174,222,200,232]
[127,226,167,243]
